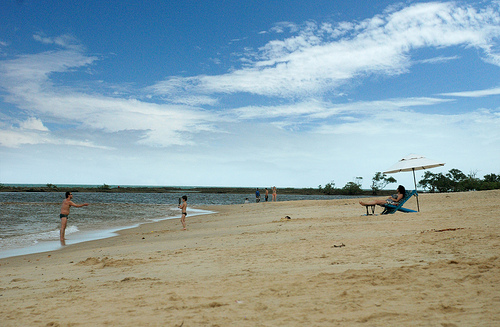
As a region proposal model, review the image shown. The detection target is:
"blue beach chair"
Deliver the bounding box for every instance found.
[379,190,418,215]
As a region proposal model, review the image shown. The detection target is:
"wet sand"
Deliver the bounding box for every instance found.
[1,190,499,326]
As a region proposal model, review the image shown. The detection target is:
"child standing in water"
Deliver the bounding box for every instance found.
[178,195,188,230]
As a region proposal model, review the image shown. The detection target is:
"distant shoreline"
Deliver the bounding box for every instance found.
[0,184,394,196]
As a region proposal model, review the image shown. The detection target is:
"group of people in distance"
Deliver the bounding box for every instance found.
[255,186,277,203]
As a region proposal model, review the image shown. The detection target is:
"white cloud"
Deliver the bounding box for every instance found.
[19,117,49,131]
[439,87,500,97]
[33,33,83,51]
[418,56,459,64]
[0,127,109,149]
[270,22,300,34]
[21,91,218,147]
[148,2,500,99]
[229,97,453,123]
[0,49,97,101]
[167,95,219,107]
[316,107,500,138]
[0,48,220,148]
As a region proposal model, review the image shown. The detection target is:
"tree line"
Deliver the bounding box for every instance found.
[418,169,500,193]
[319,169,500,195]
[2,168,498,195]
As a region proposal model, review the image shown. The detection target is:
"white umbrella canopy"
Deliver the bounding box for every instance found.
[383,154,445,212]
[384,154,445,174]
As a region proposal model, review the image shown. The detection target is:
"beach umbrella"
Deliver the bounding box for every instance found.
[383,154,445,212]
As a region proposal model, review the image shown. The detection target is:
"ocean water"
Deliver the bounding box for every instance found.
[0,191,351,259]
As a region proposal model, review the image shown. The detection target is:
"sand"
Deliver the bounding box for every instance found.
[1,190,499,326]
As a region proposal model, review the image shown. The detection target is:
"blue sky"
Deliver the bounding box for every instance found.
[1,0,499,188]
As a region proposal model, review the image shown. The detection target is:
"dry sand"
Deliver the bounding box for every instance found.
[1,190,499,326]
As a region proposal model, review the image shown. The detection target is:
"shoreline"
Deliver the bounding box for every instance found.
[1,190,499,326]
[0,184,396,196]
[0,208,215,260]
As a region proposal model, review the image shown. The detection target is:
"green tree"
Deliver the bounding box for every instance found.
[460,170,481,191]
[446,168,467,191]
[419,171,437,192]
[419,171,451,192]
[319,180,337,195]
[483,173,500,183]
[342,177,363,195]
[370,172,397,195]
[480,173,500,190]
[434,173,452,192]
[342,182,362,195]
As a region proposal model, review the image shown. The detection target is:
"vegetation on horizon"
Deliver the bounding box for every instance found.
[319,173,396,195]
[318,169,500,195]
[418,169,500,192]
[1,168,498,195]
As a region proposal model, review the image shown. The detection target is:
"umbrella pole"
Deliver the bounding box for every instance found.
[413,168,420,212]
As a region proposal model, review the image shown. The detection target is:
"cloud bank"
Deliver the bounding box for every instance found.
[149,2,500,99]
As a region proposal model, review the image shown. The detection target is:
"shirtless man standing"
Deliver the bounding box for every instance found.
[60,191,89,241]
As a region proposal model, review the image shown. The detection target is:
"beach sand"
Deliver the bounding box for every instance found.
[1,190,499,326]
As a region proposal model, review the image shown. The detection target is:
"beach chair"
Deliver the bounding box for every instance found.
[379,190,418,215]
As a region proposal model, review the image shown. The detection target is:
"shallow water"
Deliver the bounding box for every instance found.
[0,191,352,258]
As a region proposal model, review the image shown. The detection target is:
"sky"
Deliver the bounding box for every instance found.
[1,0,499,189]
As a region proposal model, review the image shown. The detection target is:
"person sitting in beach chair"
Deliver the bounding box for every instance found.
[360,185,406,207]
[379,188,417,214]
[360,185,406,215]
